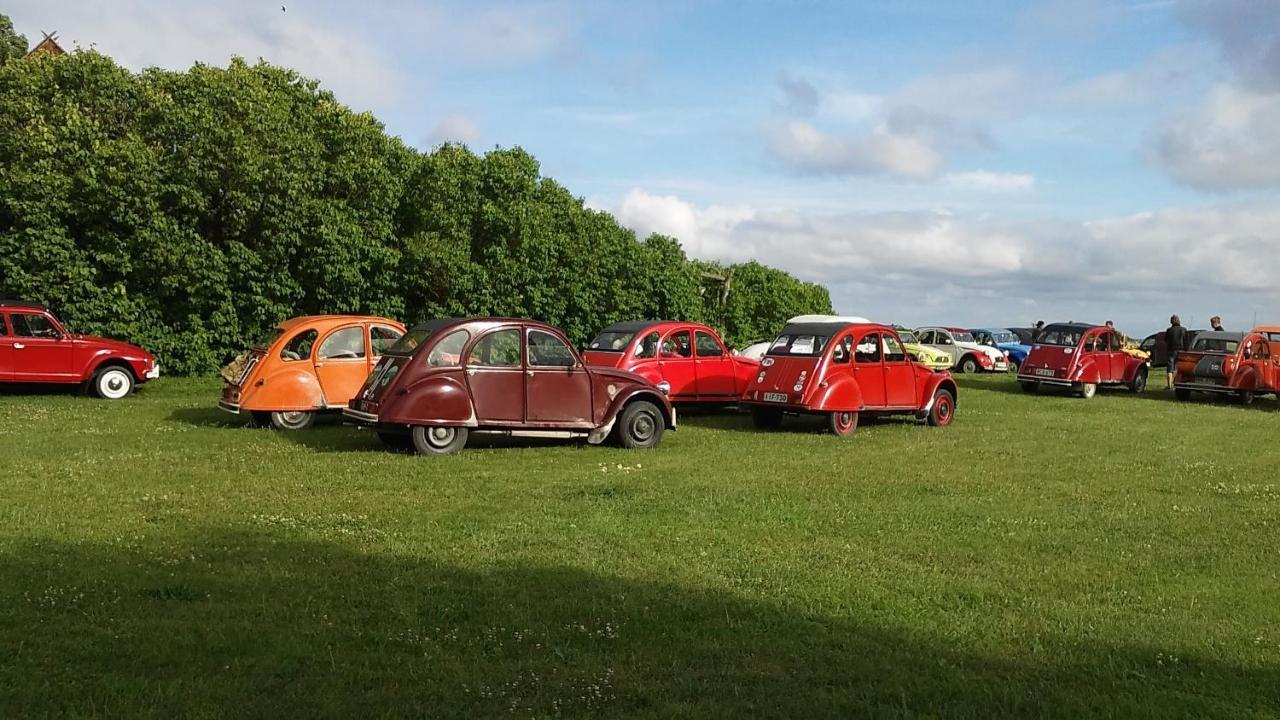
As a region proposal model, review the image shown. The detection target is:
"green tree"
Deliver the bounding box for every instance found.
[0,15,27,63]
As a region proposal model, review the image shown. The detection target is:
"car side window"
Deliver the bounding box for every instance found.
[662,330,693,359]
[281,329,318,361]
[634,331,659,359]
[0,314,6,336]
[917,330,933,344]
[855,333,882,363]
[427,330,469,367]
[370,326,402,356]
[11,313,60,338]
[831,335,853,364]
[938,332,953,345]
[883,335,907,362]
[1258,341,1271,360]
[528,330,577,368]
[694,331,723,357]
[318,327,367,360]
[469,329,521,367]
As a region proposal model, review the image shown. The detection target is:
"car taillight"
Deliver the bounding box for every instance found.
[756,371,766,384]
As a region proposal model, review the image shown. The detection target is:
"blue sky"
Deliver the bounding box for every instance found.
[10,0,1280,335]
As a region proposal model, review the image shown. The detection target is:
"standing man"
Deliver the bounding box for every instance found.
[1165,315,1188,388]
[1210,316,1224,331]
[1104,320,1115,329]
[1033,320,1045,341]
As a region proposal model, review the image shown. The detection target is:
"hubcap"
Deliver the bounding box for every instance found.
[837,412,853,429]
[281,411,307,425]
[428,427,456,447]
[631,413,655,441]
[101,371,129,398]
[938,399,951,420]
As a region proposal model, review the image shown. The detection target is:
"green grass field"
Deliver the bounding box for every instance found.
[1,374,1277,718]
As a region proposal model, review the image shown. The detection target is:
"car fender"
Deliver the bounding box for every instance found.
[1071,358,1102,384]
[83,350,148,381]
[810,372,863,412]
[383,374,476,427]
[1123,358,1149,383]
[1231,365,1259,390]
[589,387,675,443]
[239,365,326,411]
[921,375,958,411]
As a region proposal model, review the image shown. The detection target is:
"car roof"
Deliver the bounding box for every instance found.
[973,327,1016,334]
[276,314,402,331]
[597,320,683,335]
[1251,325,1280,333]
[787,314,875,324]
[1044,322,1100,331]
[780,320,894,337]
[0,299,49,312]
[1194,330,1245,342]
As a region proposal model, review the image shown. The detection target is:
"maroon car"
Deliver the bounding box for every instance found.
[0,300,159,399]
[343,318,676,455]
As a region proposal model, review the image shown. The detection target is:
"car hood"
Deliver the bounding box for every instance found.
[997,342,1031,355]
[72,333,152,359]
[957,341,1004,360]
[582,350,626,368]
[906,343,949,361]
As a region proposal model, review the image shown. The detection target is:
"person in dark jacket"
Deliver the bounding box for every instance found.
[1210,316,1224,331]
[1165,315,1189,388]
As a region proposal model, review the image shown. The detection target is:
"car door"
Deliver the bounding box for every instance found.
[465,326,524,423]
[0,313,12,381]
[933,329,960,365]
[693,330,735,398]
[313,325,370,406]
[853,331,888,408]
[1101,330,1124,382]
[658,328,696,399]
[8,311,74,382]
[881,333,917,407]
[525,328,593,425]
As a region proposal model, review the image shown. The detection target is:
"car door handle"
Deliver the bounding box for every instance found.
[525,370,534,377]
[314,362,325,368]
[12,343,23,349]
[465,367,477,376]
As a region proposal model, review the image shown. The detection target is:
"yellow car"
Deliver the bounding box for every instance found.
[897,328,953,371]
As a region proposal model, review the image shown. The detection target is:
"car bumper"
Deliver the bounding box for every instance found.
[144,364,161,380]
[1174,382,1246,395]
[218,400,241,414]
[343,407,380,426]
[1016,374,1074,388]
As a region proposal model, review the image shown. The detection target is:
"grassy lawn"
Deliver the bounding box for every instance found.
[1,374,1277,718]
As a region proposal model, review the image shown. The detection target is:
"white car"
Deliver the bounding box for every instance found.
[735,341,771,361]
[914,326,1009,373]
[787,314,875,324]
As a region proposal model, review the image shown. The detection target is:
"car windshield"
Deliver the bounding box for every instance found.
[898,331,918,344]
[587,331,636,352]
[768,333,831,357]
[1193,337,1240,353]
[991,331,1018,343]
[1037,326,1086,346]
[952,332,976,343]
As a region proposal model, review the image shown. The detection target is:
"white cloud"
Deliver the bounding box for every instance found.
[944,171,1036,192]
[618,189,754,260]
[1154,84,1280,189]
[767,120,942,179]
[426,113,482,146]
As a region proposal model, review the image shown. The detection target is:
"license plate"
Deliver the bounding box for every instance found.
[1034,368,1055,377]
[763,392,788,403]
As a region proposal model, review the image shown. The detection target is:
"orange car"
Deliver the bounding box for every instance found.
[219,315,405,429]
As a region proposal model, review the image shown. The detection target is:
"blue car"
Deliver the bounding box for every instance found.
[970,328,1030,371]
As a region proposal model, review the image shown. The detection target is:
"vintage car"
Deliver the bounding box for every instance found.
[1251,325,1280,342]
[914,326,1009,373]
[583,320,759,404]
[1017,322,1148,398]
[343,318,676,455]
[219,315,405,429]
[740,320,957,436]
[894,327,953,371]
[1139,329,1202,368]
[970,328,1030,371]
[735,340,771,362]
[1173,331,1278,404]
[0,299,159,398]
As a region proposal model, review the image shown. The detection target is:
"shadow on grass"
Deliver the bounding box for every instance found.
[0,382,85,398]
[0,532,1274,718]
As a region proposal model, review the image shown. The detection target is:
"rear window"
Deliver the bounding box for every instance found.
[1037,326,1086,347]
[1193,337,1240,353]
[952,331,975,343]
[768,333,831,357]
[991,331,1018,343]
[588,331,636,352]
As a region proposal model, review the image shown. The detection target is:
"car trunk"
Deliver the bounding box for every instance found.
[1177,350,1234,384]
[582,350,626,368]
[1020,343,1078,380]
[352,355,411,412]
[752,356,820,404]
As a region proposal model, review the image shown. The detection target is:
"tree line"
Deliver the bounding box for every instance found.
[0,48,831,374]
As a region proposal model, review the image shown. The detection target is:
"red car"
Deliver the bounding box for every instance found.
[1173,331,1279,404]
[0,300,159,399]
[343,318,676,454]
[1017,322,1147,398]
[739,320,957,436]
[583,320,759,404]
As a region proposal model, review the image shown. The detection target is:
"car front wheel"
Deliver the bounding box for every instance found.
[1130,370,1148,393]
[270,410,315,430]
[928,389,955,427]
[410,425,468,455]
[92,366,134,400]
[617,400,665,449]
[828,410,858,437]
[959,356,979,374]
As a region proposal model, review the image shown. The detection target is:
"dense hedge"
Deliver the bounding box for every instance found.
[0,50,831,374]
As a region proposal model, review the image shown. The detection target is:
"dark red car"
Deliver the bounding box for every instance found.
[1173,331,1279,404]
[739,320,957,436]
[343,318,676,454]
[0,300,159,399]
[1017,322,1148,398]
[583,320,759,404]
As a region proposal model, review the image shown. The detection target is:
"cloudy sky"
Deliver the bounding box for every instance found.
[9,0,1280,334]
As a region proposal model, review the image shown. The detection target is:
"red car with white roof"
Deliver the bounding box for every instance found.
[740,319,957,436]
[584,320,759,404]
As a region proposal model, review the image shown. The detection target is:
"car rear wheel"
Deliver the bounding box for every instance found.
[751,407,784,430]
[410,425,468,455]
[1130,369,1148,393]
[1008,359,1020,373]
[1078,383,1097,399]
[616,400,665,449]
[92,366,134,400]
[959,356,979,374]
[270,410,315,430]
[1019,380,1040,393]
[828,410,858,437]
[927,389,955,427]
[377,431,412,450]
